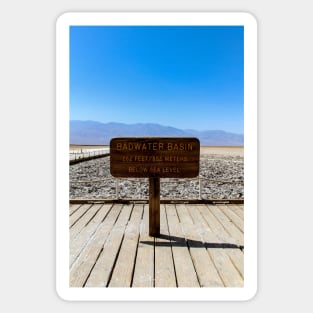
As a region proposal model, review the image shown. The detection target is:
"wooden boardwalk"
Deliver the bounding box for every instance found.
[69,202,244,288]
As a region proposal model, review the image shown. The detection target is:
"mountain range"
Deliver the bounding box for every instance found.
[70,120,244,146]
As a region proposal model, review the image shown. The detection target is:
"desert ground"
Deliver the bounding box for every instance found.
[200,146,243,157]
[69,146,244,200]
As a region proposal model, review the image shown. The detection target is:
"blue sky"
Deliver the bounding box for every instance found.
[70,26,244,134]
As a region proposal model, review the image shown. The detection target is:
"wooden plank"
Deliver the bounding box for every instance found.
[70,204,123,287]
[109,204,143,287]
[154,204,177,287]
[132,204,155,287]
[218,205,244,279]
[84,204,133,287]
[227,248,244,278]
[218,204,244,233]
[70,203,104,242]
[198,204,238,246]
[177,204,224,287]
[208,245,243,287]
[209,205,243,246]
[70,203,81,215]
[69,204,91,227]
[166,204,199,287]
[197,205,243,287]
[69,204,112,267]
[230,204,244,275]
[232,204,244,220]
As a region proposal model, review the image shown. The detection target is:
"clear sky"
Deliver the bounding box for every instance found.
[70,26,244,134]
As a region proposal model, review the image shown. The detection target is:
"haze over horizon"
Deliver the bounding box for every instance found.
[70,119,244,135]
[70,26,244,134]
[70,120,244,146]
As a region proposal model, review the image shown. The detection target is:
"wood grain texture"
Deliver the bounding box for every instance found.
[109,204,143,287]
[154,204,177,287]
[69,204,122,287]
[177,204,224,287]
[69,204,111,267]
[132,204,155,287]
[166,204,199,287]
[83,204,133,287]
[69,203,244,288]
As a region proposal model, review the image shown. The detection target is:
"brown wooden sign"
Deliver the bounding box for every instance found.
[110,137,200,237]
[110,137,200,178]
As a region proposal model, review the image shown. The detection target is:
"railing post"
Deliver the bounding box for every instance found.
[115,179,119,199]
[199,176,202,200]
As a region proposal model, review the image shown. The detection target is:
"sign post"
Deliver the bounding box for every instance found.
[110,137,200,237]
[149,176,160,236]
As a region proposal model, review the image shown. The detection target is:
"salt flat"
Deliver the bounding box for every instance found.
[200,146,243,157]
[69,146,244,200]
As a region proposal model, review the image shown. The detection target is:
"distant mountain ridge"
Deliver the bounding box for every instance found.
[70,120,244,146]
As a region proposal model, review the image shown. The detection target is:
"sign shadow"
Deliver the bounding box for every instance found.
[140,233,243,250]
